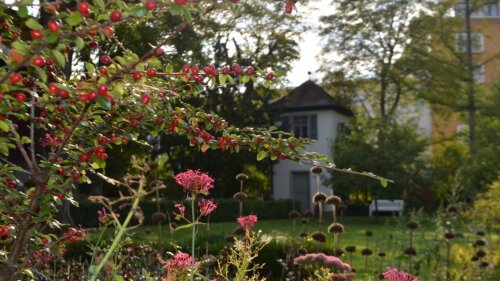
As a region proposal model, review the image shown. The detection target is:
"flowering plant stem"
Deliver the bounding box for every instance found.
[89,179,144,281]
[191,197,196,281]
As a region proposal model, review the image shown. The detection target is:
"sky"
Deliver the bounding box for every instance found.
[285,0,332,87]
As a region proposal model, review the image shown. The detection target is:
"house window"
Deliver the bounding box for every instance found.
[455,1,500,17]
[473,65,485,83]
[280,115,317,139]
[455,33,484,53]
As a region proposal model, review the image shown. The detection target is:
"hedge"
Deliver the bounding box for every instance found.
[71,199,296,228]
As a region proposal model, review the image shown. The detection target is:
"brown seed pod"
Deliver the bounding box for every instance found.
[476,231,485,236]
[475,239,486,246]
[345,245,356,253]
[300,218,308,225]
[235,173,249,181]
[326,195,342,205]
[333,249,344,257]
[299,232,307,238]
[311,231,326,243]
[479,261,489,268]
[303,210,314,218]
[378,252,386,257]
[365,230,373,237]
[328,222,345,234]
[475,250,486,258]
[224,235,235,243]
[151,212,166,223]
[312,192,327,203]
[404,247,417,256]
[337,204,347,211]
[169,222,177,230]
[361,248,373,256]
[310,166,323,174]
[233,191,248,201]
[288,210,301,219]
[471,256,479,261]
[444,232,455,239]
[406,221,419,230]
[297,247,307,255]
[233,226,245,236]
[378,273,385,280]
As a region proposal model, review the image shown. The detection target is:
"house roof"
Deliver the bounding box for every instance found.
[270,80,353,116]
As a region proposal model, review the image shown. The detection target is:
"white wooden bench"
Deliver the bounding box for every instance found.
[369,200,404,216]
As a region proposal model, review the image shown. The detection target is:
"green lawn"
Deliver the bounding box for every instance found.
[88,216,499,280]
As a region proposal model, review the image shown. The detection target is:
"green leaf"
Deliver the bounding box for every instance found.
[219,74,227,85]
[170,4,182,15]
[113,274,125,281]
[0,120,9,132]
[182,7,193,21]
[51,50,66,67]
[380,179,388,188]
[21,269,34,278]
[263,80,272,88]
[33,66,48,83]
[97,95,111,110]
[17,6,29,18]
[45,32,59,44]
[92,158,106,169]
[75,37,85,50]
[256,151,268,161]
[25,18,43,30]
[241,75,250,83]
[65,11,82,26]
[175,223,194,232]
[85,62,96,75]
[129,6,148,17]
[12,41,28,54]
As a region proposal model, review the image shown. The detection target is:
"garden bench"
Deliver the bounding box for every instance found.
[368,200,404,216]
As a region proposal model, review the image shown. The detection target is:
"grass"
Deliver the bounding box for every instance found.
[87,215,499,280]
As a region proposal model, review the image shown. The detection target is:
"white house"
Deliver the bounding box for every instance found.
[271,80,353,211]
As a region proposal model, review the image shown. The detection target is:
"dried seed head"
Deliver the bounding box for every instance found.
[299,232,307,238]
[326,195,342,205]
[361,248,373,256]
[297,247,307,255]
[283,244,292,254]
[145,228,151,235]
[378,273,385,280]
[475,239,486,246]
[404,247,417,256]
[224,235,235,243]
[235,173,249,181]
[345,245,356,253]
[444,232,455,239]
[300,218,308,225]
[479,261,489,268]
[378,252,386,257]
[313,192,327,203]
[333,249,344,257]
[471,256,479,261]
[406,221,419,230]
[365,230,373,237]
[476,231,485,236]
[338,204,347,211]
[151,211,166,223]
[169,222,177,230]
[233,226,245,236]
[446,204,457,214]
[475,249,486,258]
[328,222,345,234]
[311,231,326,243]
[233,191,248,201]
[303,210,314,218]
[288,210,301,219]
[310,166,323,174]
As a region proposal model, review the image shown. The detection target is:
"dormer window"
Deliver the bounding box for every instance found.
[280,114,318,139]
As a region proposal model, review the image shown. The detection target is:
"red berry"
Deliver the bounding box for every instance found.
[146,69,157,77]
[15,92,26,103]
[144,0,157,10]
[181,64,190,74]
[130,120,139,128]
[191,65,199,75]
[132,71,142,81]
[10,73,22,85]
[98,85,108,95]
[265,72,274,81]
[57,167,65,175]
[175,0,187,5]
[31,30,43,40]
[245,66,255,75]
[48,83,58,94]
[78,2,90,17]
[99,153,108,160]
[156,117,165,125]
[100,55,112,65]
[141,94,151,105]
[80,154,89,162]
[89,41,98,49]
[57,193,64,199]
[222,66,230,74]
[155,47,164,57]
[72,171,81,181]
[232,63,242,75]
[32,56,45,67]
[58,89,69,99]
[109,10,122,22]
[47,20,59,33]
[99,66,108,75]
[88,91,98,100]
[285,2,293,14]
[102,26,114,37]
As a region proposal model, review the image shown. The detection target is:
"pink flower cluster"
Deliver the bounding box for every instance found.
[198,199,217,216]
[237,214,258,230]
[383,268,419,281]
[165,252,193,281]
[293,253,352,271]
[174,203,185,218]
[174,170,215,195]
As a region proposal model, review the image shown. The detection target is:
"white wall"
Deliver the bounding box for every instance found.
[272,109,350,211]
